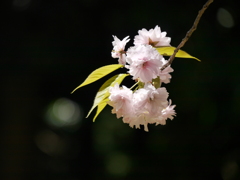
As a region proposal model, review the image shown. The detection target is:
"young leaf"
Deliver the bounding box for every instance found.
[111,73,129,87]
[86,74,119,118]
[93,99,108,122]
[87,73,129,120]
[156,46,200,61]
[71,64,123,93]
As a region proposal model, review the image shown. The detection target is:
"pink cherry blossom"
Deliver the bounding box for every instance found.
[160,100,176,121]
[134,25,171,47]
[121,84,170,131]
[144,85,169,115]
[159,58,174,84]
[108,83,133,118]
[107,26,176,131]
[128,113,152,132]
[133,84,168,115]
[111,36,130,65]
[108,84,176,131]
[126,45,164,83]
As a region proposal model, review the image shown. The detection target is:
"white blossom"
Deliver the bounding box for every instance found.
[108,83,175,132]
[159,58,174,84]
[112,36,130,65]
[160,100,176,121]
[108,83,133,119]
[134,25,171,47]
[126,45,164,83]
[107,26,176,131]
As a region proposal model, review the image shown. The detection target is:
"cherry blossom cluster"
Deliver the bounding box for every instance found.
[109,26,176,132]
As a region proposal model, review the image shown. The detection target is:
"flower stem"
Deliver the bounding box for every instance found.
[161,0,214,71]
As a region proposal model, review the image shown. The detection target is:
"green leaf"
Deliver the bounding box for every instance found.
[71,64,123,93]
[87,73,129,121]
[93,99,108,122]
[156,46,200,61]
[86,74,119,118]
[111,73,129,87]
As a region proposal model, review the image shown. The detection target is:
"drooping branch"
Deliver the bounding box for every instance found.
[161,0,214,71]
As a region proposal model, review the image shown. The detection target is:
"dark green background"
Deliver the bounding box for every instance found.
[0,0,239,179]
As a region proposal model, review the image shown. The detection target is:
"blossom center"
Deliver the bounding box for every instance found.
[148,38,159,47]
[141,57,149,68]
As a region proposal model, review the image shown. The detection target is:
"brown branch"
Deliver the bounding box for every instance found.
[161,0,214,71]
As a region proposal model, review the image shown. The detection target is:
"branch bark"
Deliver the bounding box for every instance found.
[161,0,214,71]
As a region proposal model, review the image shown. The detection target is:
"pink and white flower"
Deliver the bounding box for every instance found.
[160,100,176,121]
[120,84,173,132]
[144,85,169,115]
[159,58,174,84]
[108,83,176,131]
[108,83,133,119]
[134,25,171,47]
[108,26,176,131]
[126,45,164,83]
[133,84,168,115]
[112,36,130,65]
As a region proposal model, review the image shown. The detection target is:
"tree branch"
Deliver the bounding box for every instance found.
[161,0,214,71]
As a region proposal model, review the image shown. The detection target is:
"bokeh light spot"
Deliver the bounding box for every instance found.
[45,98,83,130]
[217,8,234,28]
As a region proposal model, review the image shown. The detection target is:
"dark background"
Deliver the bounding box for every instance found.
[0,0,239,179]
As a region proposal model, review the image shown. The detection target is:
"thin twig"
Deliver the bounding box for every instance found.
[161,0,214,71]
